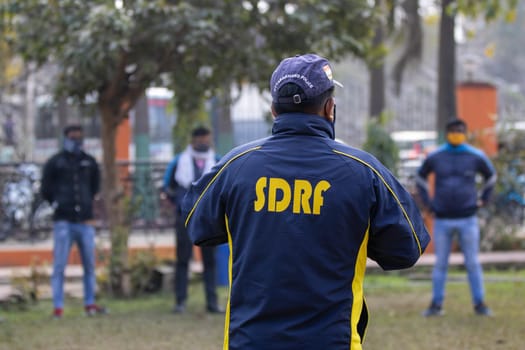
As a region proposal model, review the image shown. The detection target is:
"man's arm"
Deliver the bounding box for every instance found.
[415,157,433,212]
[91,158,101,197]
[162,156,179,204]
[369,164,431,270]
[478,153,497,205]
[40,157,55,204]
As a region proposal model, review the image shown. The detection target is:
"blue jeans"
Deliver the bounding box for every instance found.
[431,215,485,306]
[51,221,96,309]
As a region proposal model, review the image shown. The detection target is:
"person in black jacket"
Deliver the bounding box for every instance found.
[41,124,105,318]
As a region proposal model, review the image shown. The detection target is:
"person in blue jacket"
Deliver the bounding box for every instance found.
[417,118,497,317]
[182,53,430,350]
[163,126,223,314]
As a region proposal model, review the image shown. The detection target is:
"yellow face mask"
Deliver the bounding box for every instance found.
[446,132,466,146]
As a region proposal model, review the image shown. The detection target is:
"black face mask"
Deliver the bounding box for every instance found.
[193,143,210,153]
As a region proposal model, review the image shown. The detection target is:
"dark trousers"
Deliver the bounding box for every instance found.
[174,214,218,309]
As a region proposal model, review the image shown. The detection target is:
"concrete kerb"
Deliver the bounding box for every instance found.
[1,230,525,301]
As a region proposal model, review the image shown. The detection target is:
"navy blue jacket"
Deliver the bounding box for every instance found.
[182,114,430,350]
[416,143,497,218]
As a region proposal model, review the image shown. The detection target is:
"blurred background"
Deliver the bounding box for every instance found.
[0,0,523,294]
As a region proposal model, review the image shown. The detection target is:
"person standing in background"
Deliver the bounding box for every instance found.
[163,126,223,314]
[41,124,105,318]
[417,118,497,317]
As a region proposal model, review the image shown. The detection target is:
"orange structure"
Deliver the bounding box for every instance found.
[115,118,131,182]
[115,117,131,160]
[456,82,498,156]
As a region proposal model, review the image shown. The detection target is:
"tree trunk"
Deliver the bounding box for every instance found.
[57,95,68,140]
[214,84,234,156]
[392,0,422,95]
[369,62,385,120]
[437,0,456,140]
[369,6,385,120]
[99,102,130,297]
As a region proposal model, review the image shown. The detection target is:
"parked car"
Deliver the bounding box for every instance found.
[391,130,437,190]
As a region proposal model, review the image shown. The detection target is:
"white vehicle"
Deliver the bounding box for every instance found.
[391,130,437,189]
[391,130,438,162]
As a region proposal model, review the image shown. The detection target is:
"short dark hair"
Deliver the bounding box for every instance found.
[273,83,334,115]
[191,126,211,138]
[63,124,83,137]
[445,118,467,132]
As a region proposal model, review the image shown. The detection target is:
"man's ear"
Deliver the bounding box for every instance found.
[271,104,278,119]
[323,97,335,122]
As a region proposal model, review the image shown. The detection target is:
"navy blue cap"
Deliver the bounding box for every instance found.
[270,53,343,104]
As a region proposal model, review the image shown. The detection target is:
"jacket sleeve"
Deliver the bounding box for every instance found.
[477,153,497,203]
[181,162,228,246]
[91,159,101,197]
[162,156,180,205]
[416,157,433,211]
[368,164,431,270]
[40,157,55,203]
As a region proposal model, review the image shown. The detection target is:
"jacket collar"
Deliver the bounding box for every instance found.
[272,113,334,139]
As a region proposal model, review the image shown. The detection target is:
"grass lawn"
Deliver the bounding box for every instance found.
[0,268,524,350]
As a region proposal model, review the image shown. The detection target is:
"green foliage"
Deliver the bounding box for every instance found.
[452,0,518,22]
[492,128,525,194]
[3,257,47,310]
[171,99,210,154]
[108,224,130,296]
[3,0,379,106]
[362,112,399,174]
[479,128,525,251]
[128,250,159,296]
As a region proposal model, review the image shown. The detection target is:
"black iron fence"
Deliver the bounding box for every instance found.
[0,161,175,242]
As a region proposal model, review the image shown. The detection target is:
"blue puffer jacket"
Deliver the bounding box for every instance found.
[416,143,497,218]
[182,114,430,350]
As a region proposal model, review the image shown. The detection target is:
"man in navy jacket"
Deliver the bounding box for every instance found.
[182,54,430,350]
[163,126,223,314]
[417,118,497,317]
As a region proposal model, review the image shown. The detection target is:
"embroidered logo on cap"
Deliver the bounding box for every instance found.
[322,64,333,80]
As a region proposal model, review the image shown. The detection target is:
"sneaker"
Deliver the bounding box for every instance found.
[172,304,186,314]
[474,303,493,316]
[85,304,108,317]
[52,308,63,319]
[207,305,225,314]
[422,303,443,317]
